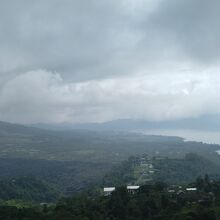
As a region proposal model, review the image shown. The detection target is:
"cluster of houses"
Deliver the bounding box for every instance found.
[167,186,198,196]
[103,186,140,196]
[104,185,214,205]
[167,185,215,205]
[103,185,198,197]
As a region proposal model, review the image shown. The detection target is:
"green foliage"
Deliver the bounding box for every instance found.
[103,153,220,187]
[1,177,220,220]
[0,158,112,195]
[0,176,60,203]
[103,157,137,186]
[153,153,220,184]
[1,121,220,194]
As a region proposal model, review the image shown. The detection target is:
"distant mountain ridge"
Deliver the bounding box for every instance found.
[0,120,54,137]
[32,115,220,131]
[2,115,220,132]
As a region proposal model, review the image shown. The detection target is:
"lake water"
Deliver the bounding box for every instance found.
[141,129,220,145]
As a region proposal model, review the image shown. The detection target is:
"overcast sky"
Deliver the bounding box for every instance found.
[0,0,220,124]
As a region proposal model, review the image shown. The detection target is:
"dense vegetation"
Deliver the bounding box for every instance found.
[0,176,59,202]
[0,121,219,163]
[103,153,220,187]
[2,121,220,219]
[1,153,220,204]
[153,153,220,184]
[0,158,111,195]
[1,176,220,219]
[1,121,220,193]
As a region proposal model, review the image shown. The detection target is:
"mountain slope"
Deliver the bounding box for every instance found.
[103,153,220,186]
[1,120,220,193]
[0,175,59,202]
[32,115,220,131]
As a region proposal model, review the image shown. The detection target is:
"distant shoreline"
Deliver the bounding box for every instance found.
[138,128,220,145]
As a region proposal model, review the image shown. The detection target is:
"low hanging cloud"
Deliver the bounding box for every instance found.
[0,70,220,124]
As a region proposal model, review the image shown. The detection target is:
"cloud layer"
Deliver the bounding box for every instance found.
[1,70,220,123]
[0,0,220,123]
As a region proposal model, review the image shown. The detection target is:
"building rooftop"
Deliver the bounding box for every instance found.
[104,187,115,192]
[186,188,197,191]
[127,186,140,190]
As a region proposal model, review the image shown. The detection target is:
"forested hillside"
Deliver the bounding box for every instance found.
[1,121,220,194]
[103,153,220,187]
[1,176,220,220]
[0,158,111,195]
[0,121,219,163]
[0,176,59,202]
[154,153,220,183]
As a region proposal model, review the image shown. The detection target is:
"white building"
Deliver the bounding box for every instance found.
[186,188,197,191]
[104,187,115,196]
[127,186,140,194]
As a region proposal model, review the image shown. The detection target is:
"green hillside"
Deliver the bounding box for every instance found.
[1,121,220,193]
[1,176,220,220]
[0,121,219,163]
[0,158,111,195]
[103,153,220,186]
[0,176,59,203]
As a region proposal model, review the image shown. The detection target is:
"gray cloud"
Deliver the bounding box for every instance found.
[0,0,220,123]
[1,69,220,123]
[149,0,220,64]
[1,0,220,79]
[0,0,150,80]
